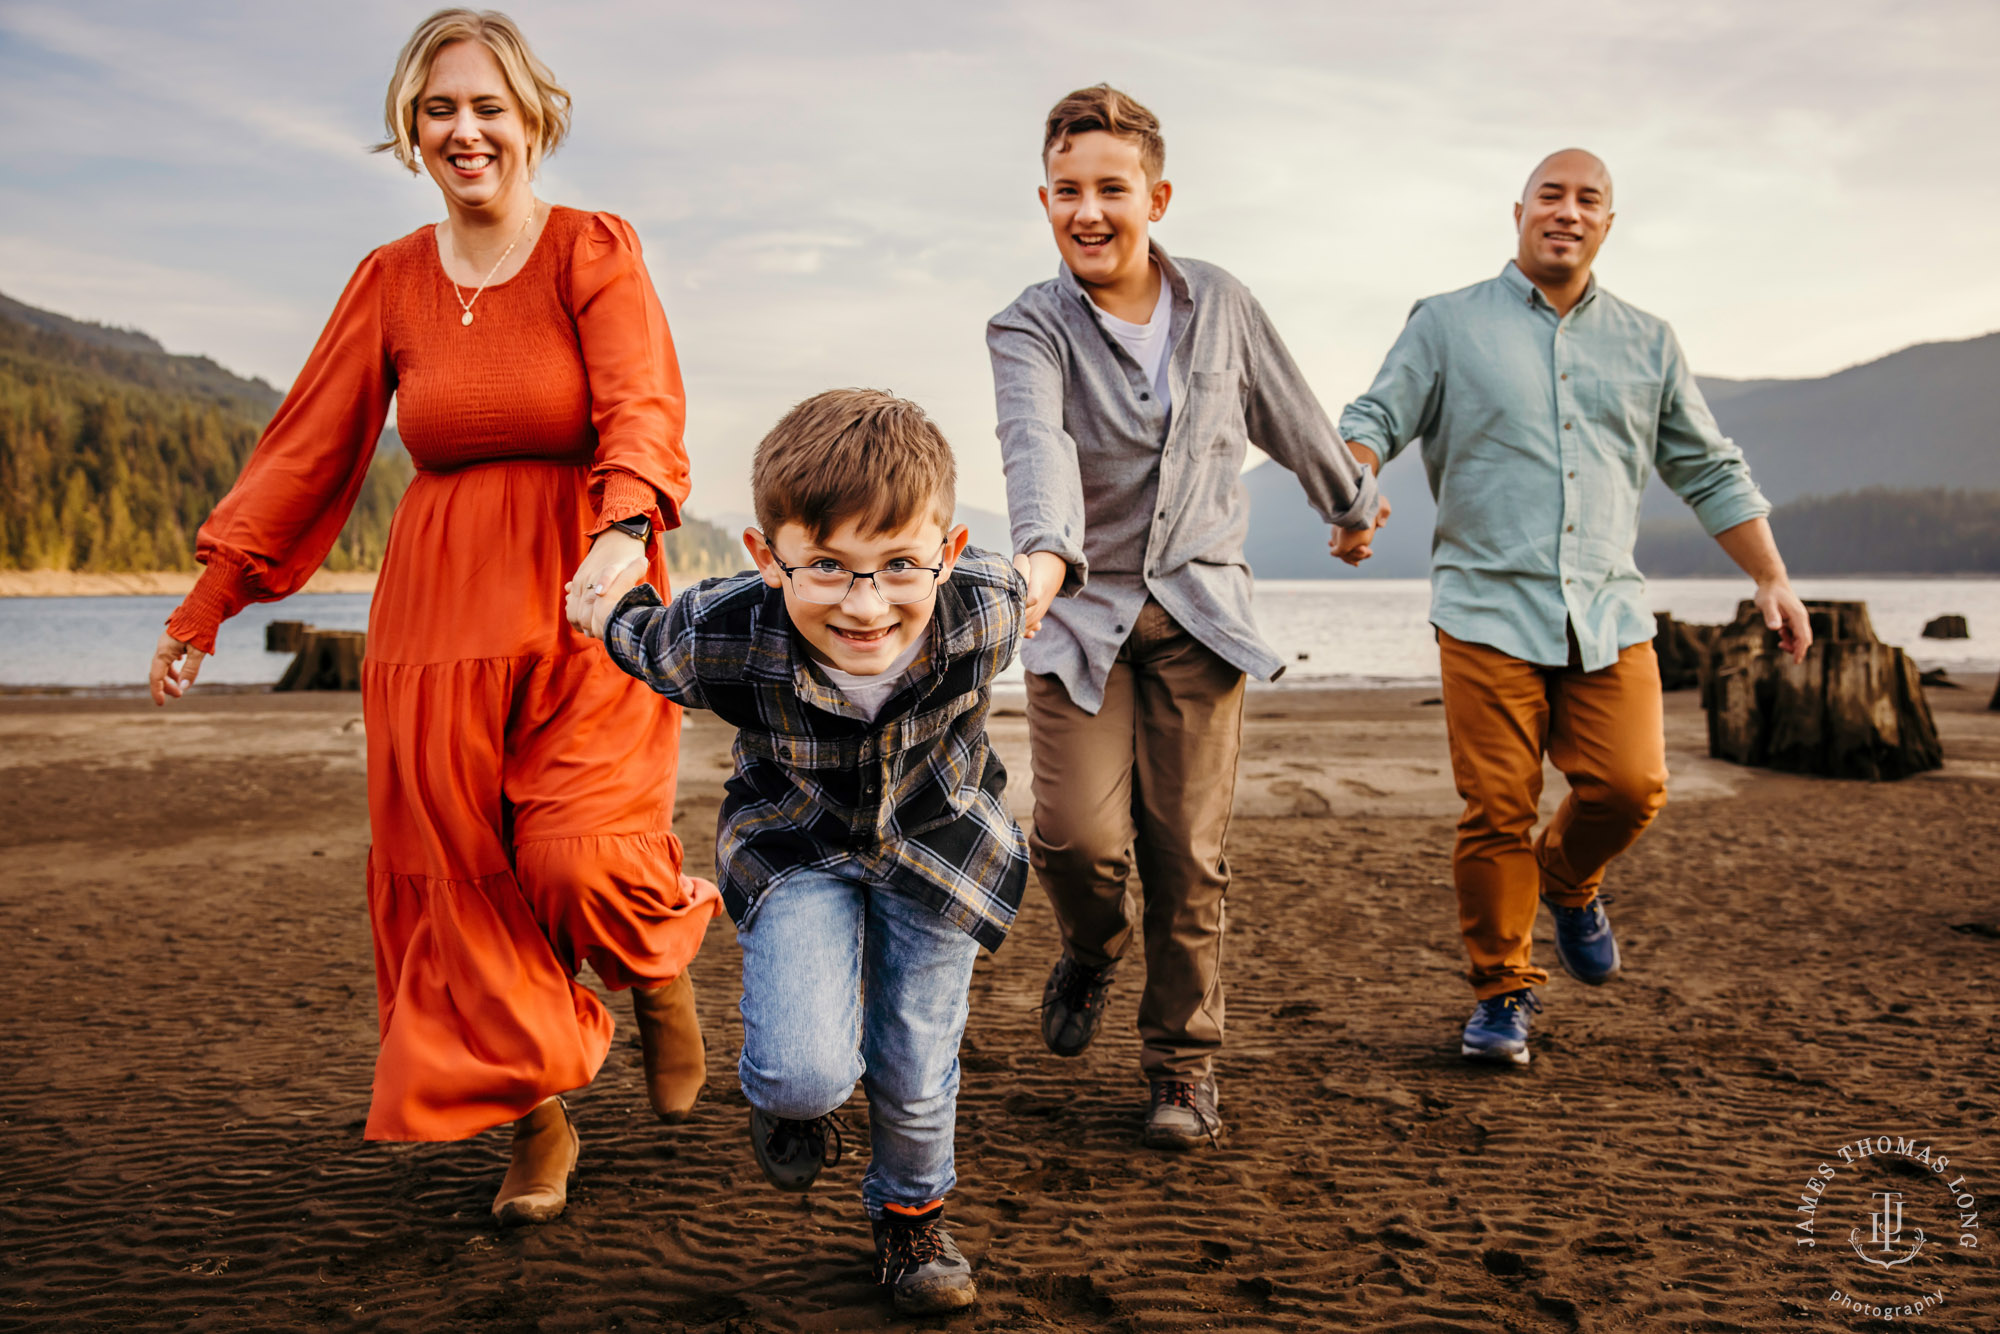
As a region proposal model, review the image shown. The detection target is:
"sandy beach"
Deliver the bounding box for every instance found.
[2,681,1996,1331]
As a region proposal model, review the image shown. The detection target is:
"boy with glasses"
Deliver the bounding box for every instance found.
[581,388,1029,1314]
[990,85,1383,1148]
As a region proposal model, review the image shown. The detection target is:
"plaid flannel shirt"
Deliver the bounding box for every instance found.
[604,546,1030,950]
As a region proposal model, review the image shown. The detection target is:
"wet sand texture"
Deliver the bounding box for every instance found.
[1,684,1997,1331]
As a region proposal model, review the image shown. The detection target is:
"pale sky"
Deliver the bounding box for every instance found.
[3,0,1996,519]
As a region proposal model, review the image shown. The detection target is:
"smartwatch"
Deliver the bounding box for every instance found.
[608,514,651,543]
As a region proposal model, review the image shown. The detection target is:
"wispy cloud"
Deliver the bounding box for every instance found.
[1,4,377,168]
[3,0,1996,518]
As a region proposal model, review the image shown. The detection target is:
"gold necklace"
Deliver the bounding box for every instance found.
[447,205,537,327]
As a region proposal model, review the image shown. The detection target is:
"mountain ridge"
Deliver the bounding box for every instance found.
[1242,327,2000,579]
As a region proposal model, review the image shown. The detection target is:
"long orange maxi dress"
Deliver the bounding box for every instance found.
[166,207,722,1141]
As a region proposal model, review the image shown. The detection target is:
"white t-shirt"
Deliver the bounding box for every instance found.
[1091,263,1174,410]
[818,637,923,723]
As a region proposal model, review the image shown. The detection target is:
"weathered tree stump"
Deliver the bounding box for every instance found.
[1922,614,1969,640]
[265,620,308,652]
[1703,600,1942,780]
[1653,612,1718,692]
[276,629,366,691]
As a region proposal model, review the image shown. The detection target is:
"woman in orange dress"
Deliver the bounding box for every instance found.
[145,9,720,1225]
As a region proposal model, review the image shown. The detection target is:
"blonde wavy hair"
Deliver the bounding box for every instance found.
[374,8,571,175]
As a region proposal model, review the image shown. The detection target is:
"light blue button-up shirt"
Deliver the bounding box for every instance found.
[1339,262,1770,672]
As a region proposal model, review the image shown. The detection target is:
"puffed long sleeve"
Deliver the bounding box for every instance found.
[165,253,395,654]
[570,213,690,538]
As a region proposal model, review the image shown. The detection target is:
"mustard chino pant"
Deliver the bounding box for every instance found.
[1438,629,1669,1000]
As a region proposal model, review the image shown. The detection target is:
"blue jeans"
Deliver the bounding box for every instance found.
[736,866,981,1217]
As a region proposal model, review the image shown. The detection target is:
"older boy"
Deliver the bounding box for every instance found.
[583,389,1028,1315]
[990,85,1383,1149]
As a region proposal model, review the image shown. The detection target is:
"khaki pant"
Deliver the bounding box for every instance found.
[1438,629,1669,1000]
[1025,601,1246,1079]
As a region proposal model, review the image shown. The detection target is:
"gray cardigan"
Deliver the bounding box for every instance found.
[988,242,1380,712]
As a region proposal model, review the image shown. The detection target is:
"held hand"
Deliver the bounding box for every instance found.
[1013,550,1067,640]
[148,629,206,706]
[1330,494,1392,566]
[1756,580,1813,665]
[566,529,647,637]
[580,556,649,640]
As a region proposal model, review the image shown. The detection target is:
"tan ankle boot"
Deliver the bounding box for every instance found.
[491,1097,580,1227]
[631,971,706,1122]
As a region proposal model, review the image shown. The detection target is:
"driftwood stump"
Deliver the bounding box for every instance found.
[276,629,366,691]
[1703,600,1942,780]
[1652,613,1717,692]
[265,620,308,652]
[1921,614,1969,640]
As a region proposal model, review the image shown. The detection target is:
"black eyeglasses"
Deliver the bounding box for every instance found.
[767,539,949,605]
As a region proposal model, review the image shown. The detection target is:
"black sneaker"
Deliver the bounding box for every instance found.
[1142,1073,1224,1150]
[748,1107,845,1191]
[873,1202,977,1314]
[1040,953,1114,1057]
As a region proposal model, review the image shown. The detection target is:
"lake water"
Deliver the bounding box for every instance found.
[2,578,1996,690]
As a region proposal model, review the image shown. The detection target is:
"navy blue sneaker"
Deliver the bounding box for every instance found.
[1543,892,1622,984]
[1461,989,1542,1065]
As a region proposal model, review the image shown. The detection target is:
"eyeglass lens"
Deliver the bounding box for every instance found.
[791,566,938,605]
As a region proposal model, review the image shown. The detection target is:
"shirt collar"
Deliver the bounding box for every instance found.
[1057,238,1189,310]
[1500,258,1599,314]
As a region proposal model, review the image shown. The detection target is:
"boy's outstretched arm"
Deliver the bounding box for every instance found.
[989,311,1087,630]
[1237,294,1383,562]
[591,577,710,711]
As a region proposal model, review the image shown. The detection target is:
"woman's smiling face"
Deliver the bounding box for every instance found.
[416,40,532,215]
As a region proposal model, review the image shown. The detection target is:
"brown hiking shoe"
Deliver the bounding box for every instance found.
[1040,953,1114,1058]
[873,1202,977,1313]
[1142,1074,1224,1150]
[492,1097,580,1226]
[632,971,706,1122]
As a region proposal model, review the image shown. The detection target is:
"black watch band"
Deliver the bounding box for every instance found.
[608,514,651,542]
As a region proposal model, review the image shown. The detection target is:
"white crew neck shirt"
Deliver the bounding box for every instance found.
[1090,262,1174,410]
[816,636,924,723]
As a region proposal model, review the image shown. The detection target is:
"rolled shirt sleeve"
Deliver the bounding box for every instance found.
[1337,301,1444,470]
[1653,330,1771,537]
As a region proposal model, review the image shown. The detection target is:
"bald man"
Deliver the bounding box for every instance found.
[1338,149,1812,1065]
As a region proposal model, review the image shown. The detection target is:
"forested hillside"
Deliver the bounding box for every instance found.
[0,292,742,577]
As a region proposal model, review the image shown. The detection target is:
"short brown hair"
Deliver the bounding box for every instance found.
[752,390,957,543]
[375,9,572,175]
[1043,84,1165,181]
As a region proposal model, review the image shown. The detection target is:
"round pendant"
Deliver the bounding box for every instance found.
[461,311,474,327]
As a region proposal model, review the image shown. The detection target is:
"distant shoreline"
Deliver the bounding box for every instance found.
[0,570,379,598]
[5,567,1997,600]
[0,569,703,598]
